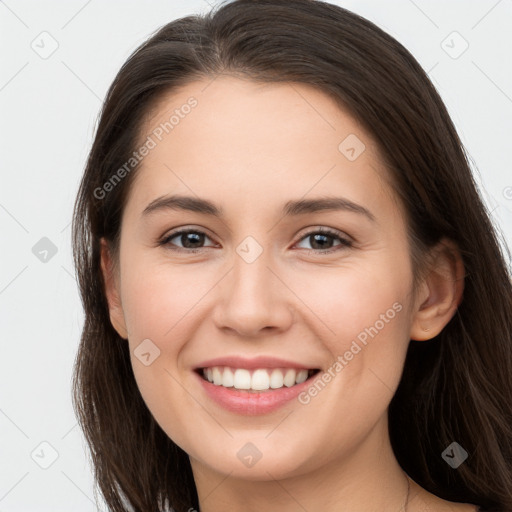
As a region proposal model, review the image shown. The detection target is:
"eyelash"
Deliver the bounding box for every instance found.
[158,227,353,255]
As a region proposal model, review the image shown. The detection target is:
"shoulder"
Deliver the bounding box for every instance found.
[447,505,480,512]
[408,479,480,511]
[416,500,480,511]
[428,499,480,511]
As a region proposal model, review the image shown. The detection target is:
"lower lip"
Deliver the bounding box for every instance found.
[194,370,318,415]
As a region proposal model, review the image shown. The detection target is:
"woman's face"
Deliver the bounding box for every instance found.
[103,76,423,480]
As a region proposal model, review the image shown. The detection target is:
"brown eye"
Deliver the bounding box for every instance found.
[294,228,352,254]
[160,229,216,252]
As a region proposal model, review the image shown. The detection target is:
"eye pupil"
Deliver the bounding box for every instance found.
[310,233,333,250]
[181,232,204,248]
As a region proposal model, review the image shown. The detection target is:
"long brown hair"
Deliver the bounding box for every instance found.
[71,1,512,510]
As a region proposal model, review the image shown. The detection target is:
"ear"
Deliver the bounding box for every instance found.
[99,238,128,339]
[410,238,465,341]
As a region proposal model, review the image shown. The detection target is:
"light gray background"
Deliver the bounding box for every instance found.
[1,0,511,510]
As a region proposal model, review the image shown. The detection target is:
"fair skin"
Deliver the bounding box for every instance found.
[100,76,475,511]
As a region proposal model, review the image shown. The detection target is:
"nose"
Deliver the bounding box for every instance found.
[212,249,294,338]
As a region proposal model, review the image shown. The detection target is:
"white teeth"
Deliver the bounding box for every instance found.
[212,367,223,385]
[251,369,270,390]
[201,366,314,391]
[295,369,308,384]
[233,369,251,389]
[283,369,296,387]
[222,367,234,387]
[270,368,284,389]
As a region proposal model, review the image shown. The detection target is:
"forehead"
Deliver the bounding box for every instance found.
[127,76,395,220]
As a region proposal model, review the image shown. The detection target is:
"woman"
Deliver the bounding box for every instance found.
[71,0,512,510]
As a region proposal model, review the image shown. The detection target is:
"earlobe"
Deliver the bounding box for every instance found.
[99,238,128,339]
[410,238,465,341]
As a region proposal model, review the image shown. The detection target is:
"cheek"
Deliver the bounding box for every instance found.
[332,276,408,344]
[298,255,412,390]
[119,263,204,448]
[118,255,230,409]
[303,257,410,337]
[290,268,411,448]
[120,256,210,341]
[117,258,193,388]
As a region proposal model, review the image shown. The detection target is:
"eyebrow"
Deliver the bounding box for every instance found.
[141,194,376,222]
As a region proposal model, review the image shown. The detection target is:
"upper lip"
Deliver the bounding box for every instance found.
[194,356,319,371]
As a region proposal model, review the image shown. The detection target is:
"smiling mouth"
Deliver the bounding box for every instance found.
[195,366,321,392]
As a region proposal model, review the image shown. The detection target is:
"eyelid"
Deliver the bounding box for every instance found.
[294,226,353,244]
[159,226,218,249]
[292,226,353,254]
